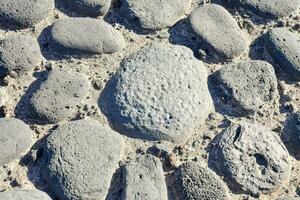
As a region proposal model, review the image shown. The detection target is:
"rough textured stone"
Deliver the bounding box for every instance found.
[228,0,300,18]
[0,34,43,76]
[122,154,168,200]
[266,28,300,80]
[176,162,229,200]
[0,0,54,28]
[103,43,214,143]
[50,17,125,55]
[211,60,279,116]
[30,68,89,123]
[122,0,191,31]
[209,121,291,195]
[0,118,33,166]
[43,119,125,200]
[0,190,52,200]
[190,4,247,59]
[282,111,300,154]
[61,0,111,17]
[277,198,300,200]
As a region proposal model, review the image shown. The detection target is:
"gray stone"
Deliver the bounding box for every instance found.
[176,162,229,200]
[190,4,247,59]
[43,119,125,200]
[0,34,43,76]
[0,0,54,28]
[212,60,279,116]
[50,17,125,55]
[122,0,191,31]
[0,190,52,200]
[277,198,300,200]
[0,118,33,166]
[266,28,300,80]
[105,43,214,143]
[30,68,89,123]
[122,154,168,200]
[282,111,300,154]
[61,0,111,17]
[228,0,300,18]
[209,121,291,195]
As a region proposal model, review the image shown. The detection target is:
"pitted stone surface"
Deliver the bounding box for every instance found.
[105,43,214,143]
[43,119,125,200]
[122,154,168,200]
[0,0,54,28]
[0,34,43,76]
[211,60,279,116]
[176,162,229,200]
[50,17,125,55]
[266,28,300,80]
[0,118,33,166]
[190,4,247,59]
[122,0,191,31]
[209,121,291,195]
[0,190,52,200]
[30,68,89,123]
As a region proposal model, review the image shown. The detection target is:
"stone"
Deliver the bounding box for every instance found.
[61,0,111,17]
[0,34,43,76]
[209,121,291,195]
[228,0,300,18]
[282,111,300,154]
[103,43,214,143]
[0,0,54,28]
[50,17,125,55]
[122,154,168,200]
[176,162,229,200]
[277,198,300,200]
[122,0,191,31]
[29,68,89,123]
[266,28,300,81]
[211,60,279,116]
[43,119,125,200]
[190,4,247,59]
[0,118,33,166]
[0,190,52,200]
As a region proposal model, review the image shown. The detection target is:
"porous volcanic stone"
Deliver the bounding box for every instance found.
[228,0,300,18]
[0,34,43,76]
[0,118,33,166]
[190,4,247,59]
[43,119,125,200]
[122,154,168,200]
[209,121,291,195]
[105,43,214,143]
[0,0,54,28]
[0,190,52,200]
[122,0,191,31]
[30,68,89,123]
[211,60,279,116]
[266,28,300,80]
[176,162,229,200]
[50,17,125,55]
[282,111,300,154]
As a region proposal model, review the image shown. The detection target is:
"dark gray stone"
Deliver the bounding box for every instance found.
[190,4,247,59]
[209,121,291,195]
[282,111,300,154]
[122,154,168,200]
[0,34,43,76]
[43,119,125,200]
[0,190,52,200]
[104,43,213,143]
[30,68,89,123]
[0,118,33,166]
[0,0,54,28]
[50,17,125,55]
[266,28,300,80]
[176,162,229,200]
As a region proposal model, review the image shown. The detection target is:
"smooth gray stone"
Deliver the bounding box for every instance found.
[43,119,125,200]
[0,190,52,200]
[190,4,247,59]
[50,17,125,55]
[266,28,300,80]
[0,118,33,166]
[0,0,54,28]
